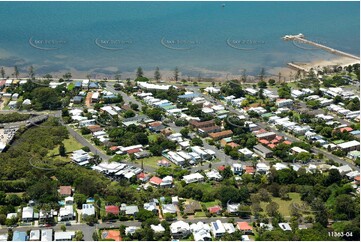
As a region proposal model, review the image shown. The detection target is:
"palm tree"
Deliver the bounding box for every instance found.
[136,67,143,78]
[154,67,161,82]
[0,67,5,79]
[14,66,19,79]
[174,67,179,82]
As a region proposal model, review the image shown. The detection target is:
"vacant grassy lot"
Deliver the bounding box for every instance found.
[48,135,84,156]
[135,156,175,169]
[260,192,302,217]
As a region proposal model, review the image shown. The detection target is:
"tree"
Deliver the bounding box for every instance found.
[311,198,328,227]
[259,68,265,81]
[268,79,276,86]
[28,65,35,79]
[130,103,139,111]
[114,72,121,82]
[59,143,66,157]
[136,67,143,78]
[124,110,135,118]
[174,67,179,82]
[258,188,271,202]
[238,204,251,218]
[191,137,203,146]
[63,72,72,81]
[266,202,279,217]
[154,67,161,81]
[14,66,19,78]
[61,224,66,231]
[1,67,5,78]
[258,80,267,89]
[180,127,189,138]
[83,215,97,225]
[135,209,155,221]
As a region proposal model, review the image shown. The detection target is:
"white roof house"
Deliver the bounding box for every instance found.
[337,140,360,151]
[279,223,292,231]
[210,220,226,238]
[223,223,236,234]
[337,165,353,176]
[41,229,53,241]
[256,163,270,173]
[54,231,75,241]
[170,221,190,237]
[151,224,165,233]
[82,204,95,217]
[190,222,211,241]
[22,206,34,221]
[205,169,222,181]
[29,230,40,241]
[183,173,204,184]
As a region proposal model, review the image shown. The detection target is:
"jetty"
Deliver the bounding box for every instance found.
[283,33,360,60]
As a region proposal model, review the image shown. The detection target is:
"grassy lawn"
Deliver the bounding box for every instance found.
[135,156,175,169]
[67,83,75,91]
[194,211,206,217]
[202,199,221,208]
[48,136,84,156]
[148,134,159,143]
[260,193,302,217]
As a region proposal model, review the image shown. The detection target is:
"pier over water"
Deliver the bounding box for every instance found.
[283,33,360,61]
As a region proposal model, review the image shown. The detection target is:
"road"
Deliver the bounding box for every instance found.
[105,83,143,109]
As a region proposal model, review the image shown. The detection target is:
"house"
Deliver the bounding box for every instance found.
[162,204,177,214]
[54,231,75,241]
[208,205,222,214]
[151,224,165,233]
[256,163,270,174]
[291,146,309,154]
[183,173,204,184]
[190,120,215,129]
[256,132,277,141]
[59,186,72,197]
[233,164,243,175]
[101,230,121,241]
[137,172,150,182]
[190,222,212,241]
[157,159,171,167]
[337,140,360,152]
[227,203,240,214]
[73,96,83,104]
[253,144,273,158]
[210,220,226,238]
[144,202,158,214]
[12,231,27,241]
[105,205,119,215]
[120,204,139,216]
[223,223,236,234]
[276,99,293,108]
[125,226,141,236]
[279,223,292,231]
[170,221,191,239]
[205,169,223,181]
[172,196,179,205]
[22,206,34,222]
[29,230,40,241]
[238,148,254,158]
[209,130,233,141]
[199,126,222,137]
[237,222,253,234]
[58,205,74,221]
[184,201,202,215]
[260,223,274,231]
[336,165,353,176]
[150,176,163,186]
[82,204,95,218]
[41,229,53,241]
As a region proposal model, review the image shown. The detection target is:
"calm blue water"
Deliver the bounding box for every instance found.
[0,1,359,78]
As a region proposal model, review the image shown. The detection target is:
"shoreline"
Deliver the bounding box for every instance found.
[1,56,359,82]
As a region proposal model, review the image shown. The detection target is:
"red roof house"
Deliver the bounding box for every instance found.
[208,205,222,214]
[59,186,72,196]
[105,205,120,215]
[149,176,163,186]
[237,222,253,233]
[126,148,141,154]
